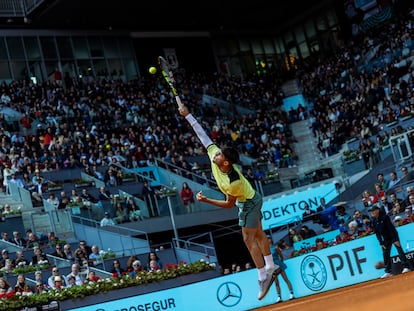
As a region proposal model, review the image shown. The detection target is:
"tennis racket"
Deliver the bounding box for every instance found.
[158,56,184,108]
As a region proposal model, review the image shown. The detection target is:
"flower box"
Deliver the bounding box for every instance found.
[0,260,217,310]
[74,180,95,188]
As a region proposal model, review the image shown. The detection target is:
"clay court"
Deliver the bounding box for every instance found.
[254,271,414,311]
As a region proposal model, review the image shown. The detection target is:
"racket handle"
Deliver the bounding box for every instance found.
[175,95,184,108]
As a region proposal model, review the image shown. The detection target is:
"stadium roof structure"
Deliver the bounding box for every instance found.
[0,0,336,32]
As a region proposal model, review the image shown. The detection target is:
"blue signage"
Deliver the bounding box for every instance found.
[262,183,338,230]
[66,223,414,311]
[130,167,161,186]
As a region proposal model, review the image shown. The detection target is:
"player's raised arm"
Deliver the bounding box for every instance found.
[179,105,213,149]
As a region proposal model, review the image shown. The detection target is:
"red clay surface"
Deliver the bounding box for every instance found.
[253,271,414,311]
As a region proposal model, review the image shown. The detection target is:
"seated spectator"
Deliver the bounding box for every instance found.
[393,215,404,227]
[0,249,14,268]
[129,260,144,277]
[34,270,48,288]
[288,228,302,245]
[74,248,89,270]
[348,220,363,238]
[336,204,351,225]
[80,188,98,203]
[391,201,405,215]
[66,275,77,288]
[400,166,413,184]
[299,225,317,239]
[403,207,414,224]
[89,245,103,266]
[126,255,138,273]
[388,171,401,189]
[1,232,11,243]
[377,172,390,190]
[126,197,143,221]
[22,173,35,193]
[403,188,414,208]
[113,202,129,224]
[302,203,315,220]
[63,244,75,262]
[362,189,376,207]
[352,210,372,233]
[58,191,70,209]
[70,189,80,203]
[389,192,405,210]
[147,251,163,270]
[14,274,33,296]
[84,166,99,179]
[253,166,265,182]
[372,183,385,203]
[104,167,120,187]
[380,196,393,215]
[98,186,112,200]
[79,240,92,257]
[317,198,327,211]
[47,231,59,245]
[14,250,29,267]
[86,270,100,283]
[0,259,15,273]
[11,231,26,248]
[91,165,104,181]
[46,192,60,209]
[31,170,46,204]
[8,173,24,188]
[26,231,41,249]
[111,259,126,278]
[51,244,67,259]
[147,259,160,273]
[66,264,83,286]
[52,276,66,290]
[34,281,48,295]
[100,211,115,226]
[335,226,351,243]
[0,277,13,298]
[1,204,13,215]
[31,246,49,266]
[48,266,68,289]
[277,239,289,250]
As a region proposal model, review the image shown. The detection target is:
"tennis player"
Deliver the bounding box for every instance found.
[179,105,280,300]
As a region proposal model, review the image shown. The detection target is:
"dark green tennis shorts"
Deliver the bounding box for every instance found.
[237,191,263,228]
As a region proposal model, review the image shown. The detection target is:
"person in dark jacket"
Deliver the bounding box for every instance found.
[368,204,411,278]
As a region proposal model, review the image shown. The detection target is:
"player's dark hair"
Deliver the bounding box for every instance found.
[222,147,239,164]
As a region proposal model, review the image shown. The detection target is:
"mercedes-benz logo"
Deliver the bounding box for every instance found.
[216,281,242,307]
[301,255,327,291]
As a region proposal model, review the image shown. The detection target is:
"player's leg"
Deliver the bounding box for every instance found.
[242,226,265,269]
[242,226,273,300]
[280,271,294,299]
[274,276,282,303]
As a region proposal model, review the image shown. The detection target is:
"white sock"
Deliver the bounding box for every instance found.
[258,267,267,281]
[264,254,275,269]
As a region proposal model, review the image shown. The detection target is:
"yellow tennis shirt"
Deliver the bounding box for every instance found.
[207,144,255,203]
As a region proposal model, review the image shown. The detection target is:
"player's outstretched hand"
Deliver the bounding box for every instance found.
[196,191,207,202]
[178,105,189,117]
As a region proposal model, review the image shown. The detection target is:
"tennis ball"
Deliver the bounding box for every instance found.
[149,67,157,74]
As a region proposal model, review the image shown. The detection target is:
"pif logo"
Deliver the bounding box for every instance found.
[300,255,327,291]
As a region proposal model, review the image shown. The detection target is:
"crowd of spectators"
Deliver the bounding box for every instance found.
[0,3,414,286]
[1,15,414,204]
[0,229,172,298]
[299,12,414,162]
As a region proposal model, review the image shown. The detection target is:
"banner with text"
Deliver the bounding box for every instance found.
[262,183,338,230]
[66,223,414,311]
